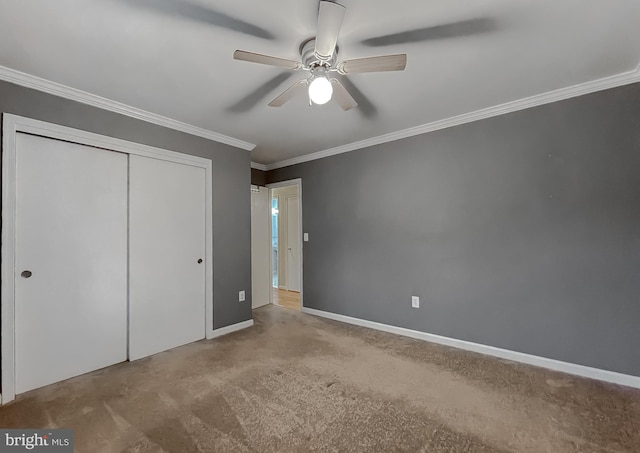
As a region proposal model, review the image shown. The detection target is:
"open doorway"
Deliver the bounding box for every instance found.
[271,196,278,288]
[268,179,302,311]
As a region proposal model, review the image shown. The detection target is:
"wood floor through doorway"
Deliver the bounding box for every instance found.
[272,288,300,310]
[1,305,638,452]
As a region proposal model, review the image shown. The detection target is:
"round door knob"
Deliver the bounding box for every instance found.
[197,259,203,264]
[21,270,32,278]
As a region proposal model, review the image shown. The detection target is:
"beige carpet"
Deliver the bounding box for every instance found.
[1,305,639,452]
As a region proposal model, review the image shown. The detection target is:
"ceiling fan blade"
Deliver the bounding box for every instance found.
[268,79,309,107]
[227,72,293,113]
[234,50,303,70]
[361,18,497,47]
[338,77,377,118]
[337,54,407,75]
[314,1,346,60]
[330,79,357,111]
[123,0,275,40]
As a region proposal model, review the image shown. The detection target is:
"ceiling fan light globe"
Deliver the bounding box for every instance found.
[308,77,333,105]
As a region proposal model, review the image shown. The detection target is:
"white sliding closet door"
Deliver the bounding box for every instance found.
[129,155,206,360]
[15,133,128,394]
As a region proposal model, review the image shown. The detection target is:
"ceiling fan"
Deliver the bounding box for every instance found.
[233,1,407,110]
[124,0,497,115]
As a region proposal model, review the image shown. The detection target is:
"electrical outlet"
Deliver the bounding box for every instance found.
[239,290,245,302]
[411,296,420,308]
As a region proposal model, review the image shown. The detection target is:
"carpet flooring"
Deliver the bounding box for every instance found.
[1,305,639,452]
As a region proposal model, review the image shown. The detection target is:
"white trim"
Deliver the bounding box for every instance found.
[267,179,303,190]
[204,158,214,342]
[302,307,640,390]
[267,179,303,309]
[209,319,254,339]
[5,64,638,173]
[1,115,18,404]
[0,65,255,152]
[263,64,640,170]
[1,114,215,404]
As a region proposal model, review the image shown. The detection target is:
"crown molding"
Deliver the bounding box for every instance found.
[5,63,639,169]
[265,64,640,171]
[0,65,256,151]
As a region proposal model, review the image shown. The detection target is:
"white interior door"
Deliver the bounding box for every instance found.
[286,195,301,292]
[251,187,270,308]
[15,133,128,394]
[129,155,206,360]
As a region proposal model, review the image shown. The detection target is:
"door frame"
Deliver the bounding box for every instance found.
[250,185,271,309]
[266,179,303,308]
[1,113,214,404]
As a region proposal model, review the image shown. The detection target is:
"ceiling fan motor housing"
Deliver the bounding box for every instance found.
[300,38,337,70]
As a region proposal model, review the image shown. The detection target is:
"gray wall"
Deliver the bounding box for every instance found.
[267,82,640,377]
[0,80,253,331]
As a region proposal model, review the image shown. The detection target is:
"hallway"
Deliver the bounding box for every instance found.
[272,288,300,311]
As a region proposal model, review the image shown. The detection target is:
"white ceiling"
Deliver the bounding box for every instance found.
[1,0,639,165]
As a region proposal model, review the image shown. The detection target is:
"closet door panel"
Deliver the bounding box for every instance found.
[15,133,128,394]
[129,155,206,360]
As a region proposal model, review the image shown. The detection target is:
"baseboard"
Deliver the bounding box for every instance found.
[302,307,640,389]
[208,319,254,340]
